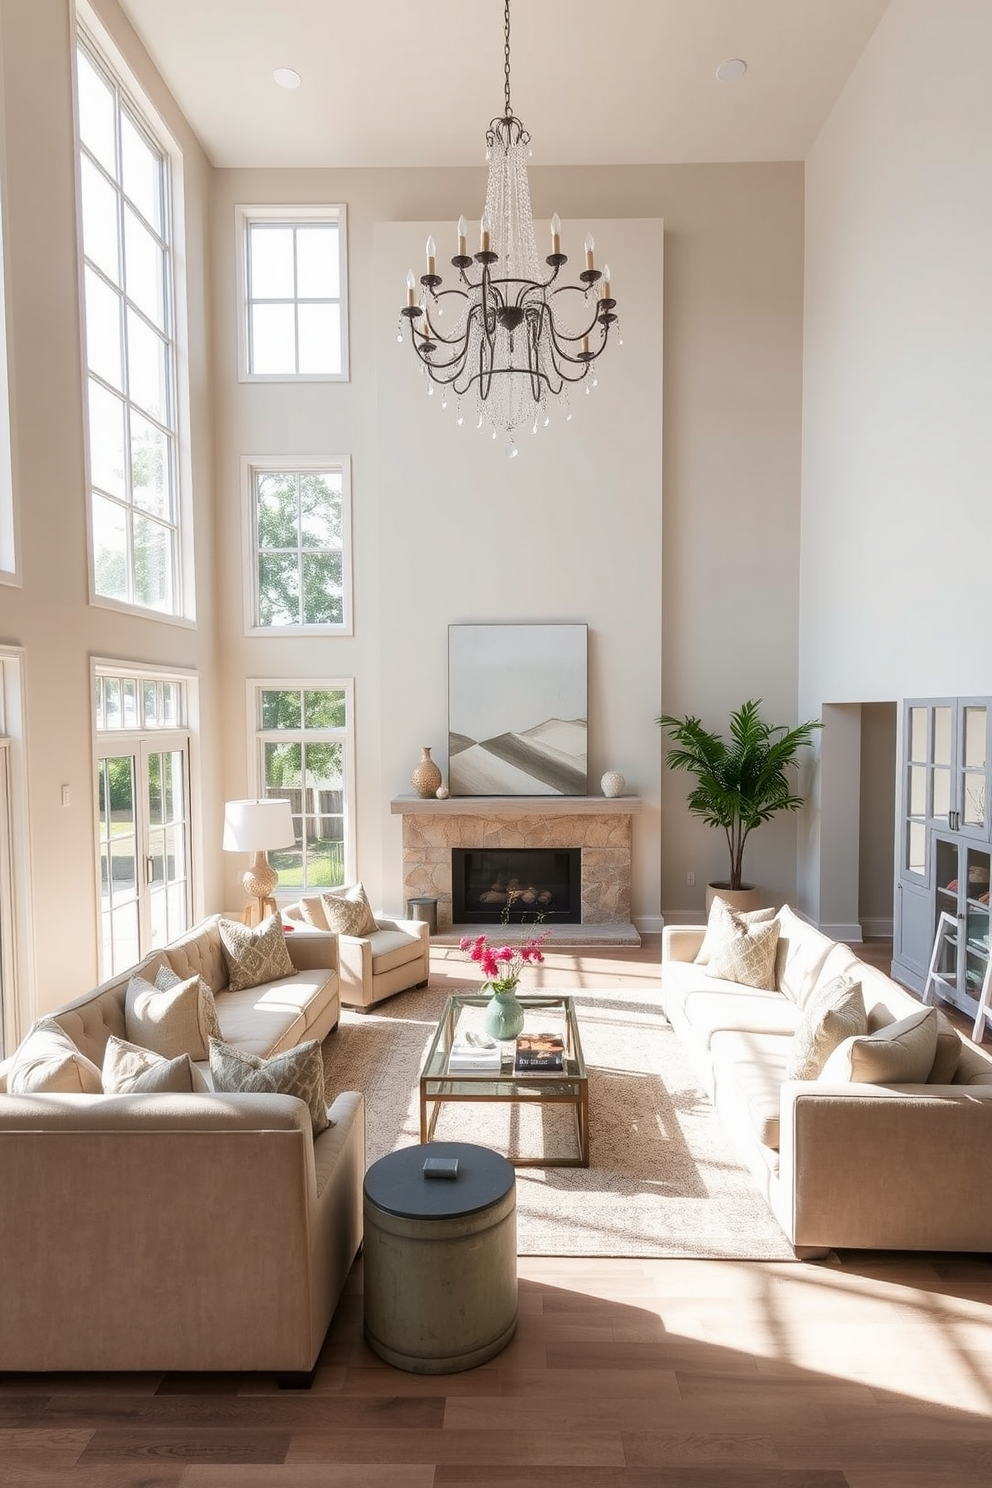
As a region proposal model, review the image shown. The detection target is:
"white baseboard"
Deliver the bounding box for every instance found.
[818,922,863,944]
[860,916,893,938]
[634,914,666,936]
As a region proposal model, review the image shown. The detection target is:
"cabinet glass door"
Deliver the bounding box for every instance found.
[960,705,988,834]
[964,846,991,998]
[934,837,960,988]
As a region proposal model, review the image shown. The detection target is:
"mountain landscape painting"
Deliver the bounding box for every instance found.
[448,624,588,796]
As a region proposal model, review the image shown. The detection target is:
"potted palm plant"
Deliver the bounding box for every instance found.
[657,699,822,910]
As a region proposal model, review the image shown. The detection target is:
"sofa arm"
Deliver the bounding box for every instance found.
[662,925,705,963]
[778,1080,992,1251]
[375,916,431,947]
[284,926,340,974]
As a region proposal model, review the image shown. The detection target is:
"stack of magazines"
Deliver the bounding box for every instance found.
[447,1031,501,1071]
[515,1032,565,1072]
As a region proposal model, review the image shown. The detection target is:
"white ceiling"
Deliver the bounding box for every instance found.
[115,0,890,170]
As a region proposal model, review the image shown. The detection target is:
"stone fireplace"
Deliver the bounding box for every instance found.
[390,794,642,943]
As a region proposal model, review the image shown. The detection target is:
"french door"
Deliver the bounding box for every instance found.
[97,732,191,978]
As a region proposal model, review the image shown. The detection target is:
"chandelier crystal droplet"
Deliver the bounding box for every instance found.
[399,0,618,450]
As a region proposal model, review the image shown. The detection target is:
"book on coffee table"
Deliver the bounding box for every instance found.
[515,1032,565,1071]
[447,1035,502,1071]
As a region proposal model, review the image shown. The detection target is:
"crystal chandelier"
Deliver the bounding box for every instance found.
[400,0,619,456]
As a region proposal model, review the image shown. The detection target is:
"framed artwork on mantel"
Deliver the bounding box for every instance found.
[448,623,588,796]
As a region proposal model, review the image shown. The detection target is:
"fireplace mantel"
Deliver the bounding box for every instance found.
[391,794,641,938]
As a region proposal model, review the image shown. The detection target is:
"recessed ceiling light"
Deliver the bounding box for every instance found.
[716,58,747,82]
[273,67,302,89]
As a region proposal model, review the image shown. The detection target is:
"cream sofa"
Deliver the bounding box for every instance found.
[0,914,365,1380]
[283,898,430,1010]
[662,906,992,1255]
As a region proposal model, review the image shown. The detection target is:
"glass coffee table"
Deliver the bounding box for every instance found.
[419,993,589,1167]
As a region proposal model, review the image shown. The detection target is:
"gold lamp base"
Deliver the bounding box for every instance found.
[242,851,278,926]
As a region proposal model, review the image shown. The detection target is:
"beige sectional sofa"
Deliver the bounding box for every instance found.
[0,914,365,1379]
[663,906,992,1255]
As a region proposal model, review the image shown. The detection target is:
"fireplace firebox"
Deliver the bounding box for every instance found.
[452,848,581,925]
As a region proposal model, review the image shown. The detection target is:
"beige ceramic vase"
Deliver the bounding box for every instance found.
[705,883,762,914]
[411,746,443,799]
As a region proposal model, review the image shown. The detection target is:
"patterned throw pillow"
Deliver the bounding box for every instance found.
[704,903,781,991]
[819,1005,938,1084]
[319,882,378,938]
[208,1036,330,1135]
[155,964,222,1043]
[8,1017,103,1095]
[218,914,295,992]
[102,1034,206,1094]
[695,896,777,966]
[787,975,868,1080]
[126,969,219,1061]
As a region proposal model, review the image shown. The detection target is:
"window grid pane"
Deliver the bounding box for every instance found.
[246,216,344,377]
[78,37,181,615]
[95,673,186,731]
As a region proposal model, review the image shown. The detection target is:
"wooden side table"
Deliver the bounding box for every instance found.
[363,1141,517,1373]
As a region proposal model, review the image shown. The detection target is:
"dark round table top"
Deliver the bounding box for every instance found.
[364,1142,515,1220]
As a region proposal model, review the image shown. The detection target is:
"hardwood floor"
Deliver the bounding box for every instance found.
[4,935,992,1486]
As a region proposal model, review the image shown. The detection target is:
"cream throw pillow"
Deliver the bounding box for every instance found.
[819,1005,938,1085]
[155,964,222,1043]
[695,896,777,966]
[126,970,219,1061]
[928,1009,963,1084]
[296,894,331,931]
[8,1018,102,1095]
[787,975,868,1080]
[102,1034,207,1094]
[218,914,295,992]
[208,1036,330,1135]
[704,903,781,992]
[319,882,378,938]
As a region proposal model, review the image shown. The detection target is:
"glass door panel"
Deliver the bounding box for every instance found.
[934,837,960,985]
[961,705,988,830]
[965,846,991,997]
[142,741,190,952]
[97,754,140,976]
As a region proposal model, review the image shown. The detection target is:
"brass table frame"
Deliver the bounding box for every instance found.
[419,994,589,1168]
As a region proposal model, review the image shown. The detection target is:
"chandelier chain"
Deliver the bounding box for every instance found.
[503,0,512,119]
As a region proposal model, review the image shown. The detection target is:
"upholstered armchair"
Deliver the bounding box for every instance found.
[283,896,430,1010]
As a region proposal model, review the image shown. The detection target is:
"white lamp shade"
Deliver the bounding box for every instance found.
[222,798,295,853]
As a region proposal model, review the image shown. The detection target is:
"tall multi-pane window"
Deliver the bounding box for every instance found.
[239,206,348,380]
[76,38,184,616]
[252,682,355,894]
[0,175,15,580]
[245,458,351,633]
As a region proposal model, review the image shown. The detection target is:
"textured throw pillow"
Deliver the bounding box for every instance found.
[928,1009,963,1084]
[218,914,295,992]
[695,896,777,966]
[319,882,378,938]
[819,1005,938,1085]
[296,895,331,931]
[102,1034,207,1094]
[208,1036,330,1135]
[126,970,218,1061]
[155,964,222,1043]
[8,1017,103,1095]
[787,975,868,1080]
[704,905,781,991]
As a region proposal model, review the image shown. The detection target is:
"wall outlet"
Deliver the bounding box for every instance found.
[61,784,71,808]
[686,871,695,887]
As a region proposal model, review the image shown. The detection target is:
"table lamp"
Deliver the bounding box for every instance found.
[223,797,296,925]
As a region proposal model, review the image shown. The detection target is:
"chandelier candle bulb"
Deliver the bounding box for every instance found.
[581,334,590,356]
[551,212,561,255]
[457,215,467,255]
[480,210,491,254]
[584,233,595,270]
[426,235,436,275]
[406,269,416,307]
[602,264,612,300]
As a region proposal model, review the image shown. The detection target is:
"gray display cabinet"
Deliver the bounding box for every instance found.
[893,698,991,1007]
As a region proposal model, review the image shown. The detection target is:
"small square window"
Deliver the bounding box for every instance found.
[239,206,349,381]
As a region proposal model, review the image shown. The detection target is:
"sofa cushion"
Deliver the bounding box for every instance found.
[366,927,425,973]
[706,908,780,992]
[125,969,219,1061]
[695,897,776,966]
[952,1043,992,1085]
[667,968,800,1050]
[709,1029,793,1151]
[774,906,838,1007]
[208,1036,330,1134]
[320,882,377,937]
[787,975,868,1080]
[218,915,295,992]
[214,971,331,1058]
[867,999,962,1083]
[819,1005,938,1084]
[295,894,331,931]
[8,1018,103,1095]
[102,1035,207,1094]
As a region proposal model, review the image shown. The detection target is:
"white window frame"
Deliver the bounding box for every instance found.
[242,454,353,636]
[0,648,32,1055]
[74,19,195,624]
[92,658,203,981]
[246,678,357,895]
[236,204,350,382]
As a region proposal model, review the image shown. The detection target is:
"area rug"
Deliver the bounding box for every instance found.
[321,983,797,1260]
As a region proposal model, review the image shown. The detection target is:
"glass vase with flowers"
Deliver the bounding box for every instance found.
[459,925,551,1041]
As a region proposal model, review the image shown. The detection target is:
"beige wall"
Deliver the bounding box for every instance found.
[0,0,218,1019]
[799,0,992,921]
[211,162,805,926]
